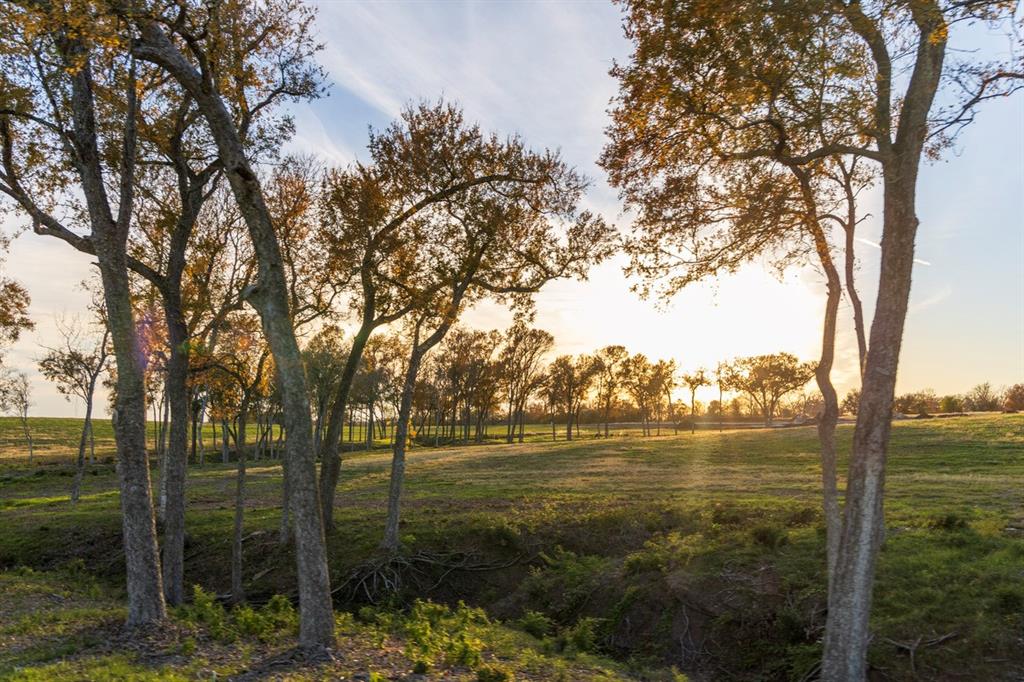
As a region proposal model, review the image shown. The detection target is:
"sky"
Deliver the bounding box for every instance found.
[2,0,1022,417]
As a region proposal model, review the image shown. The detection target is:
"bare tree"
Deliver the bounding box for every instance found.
[38,318,111,502]
[0,370,33,461]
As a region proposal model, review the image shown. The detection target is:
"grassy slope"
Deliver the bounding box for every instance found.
[0,415,1022,680]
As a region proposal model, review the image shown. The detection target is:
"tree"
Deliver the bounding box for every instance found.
[0,370,33,460]
[601,0,866,618]
[964,382,1002,412]
[724,355,815,427]
[127,0,335,646]
[37,317,110,502]
[894,390,938,416]
[604,4,1022,672]
[620,354,674,437]
[1003,384,1024,412]
[1,3,168,625]
[0,232,32,362]
[378,119,615,551]
[841,389,861,416]
[681,369,710,434]
[939,394,964,413]
[546,355,600,441]
[302,326,347,452]
[498,322,554,444]
[315,101,596,530]
[206,314,272,604]
[594,345,628,437]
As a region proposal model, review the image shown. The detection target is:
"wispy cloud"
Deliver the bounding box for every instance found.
[855,237,932,266]
[909,284,953,314]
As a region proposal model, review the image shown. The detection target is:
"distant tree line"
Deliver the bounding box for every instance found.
[843,382,1024,417]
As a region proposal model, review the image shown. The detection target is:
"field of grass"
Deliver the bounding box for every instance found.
[0,414,1022,680]
[0,416,746,469]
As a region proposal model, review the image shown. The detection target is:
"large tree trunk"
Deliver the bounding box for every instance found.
[64,46,166,624]
[99,258,167,626]
[318,322,373,532]
[822,8,944,674]
[822,168,922,680]
[161,301,190,606]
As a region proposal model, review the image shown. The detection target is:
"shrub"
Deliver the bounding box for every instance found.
[400,600,487,669]
[750,523,789,549]
[929,513,968,531]
[561,616,606,654]
[518,610,554,639]
[177,586,298,643]
[522,548,613,619]
[476,663,512,682]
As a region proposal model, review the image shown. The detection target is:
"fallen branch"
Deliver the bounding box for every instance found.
[883,632,958,678]
[333,550,526,604]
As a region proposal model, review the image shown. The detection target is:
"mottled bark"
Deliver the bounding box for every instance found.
[62,45,166,626]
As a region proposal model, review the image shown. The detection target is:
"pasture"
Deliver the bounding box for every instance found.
[0,415,1022,680]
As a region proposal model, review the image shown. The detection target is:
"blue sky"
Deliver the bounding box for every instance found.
[3,0,1021,417]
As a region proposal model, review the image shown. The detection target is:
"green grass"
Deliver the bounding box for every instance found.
[0,415,1021,680]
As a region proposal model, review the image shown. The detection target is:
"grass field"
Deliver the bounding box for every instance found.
[0,415,1022,680]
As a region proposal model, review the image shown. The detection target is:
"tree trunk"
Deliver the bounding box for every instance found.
[803,195,844,606]
[134,23,333,646]
[821,8,945,657]
[382,346,426,553]
[20,414,34,462]
[88,419,95,466]
[161,301,190,606]
[822,167,925,679]
[99,257,166,626]
[221,420,230,464]
[71,396,94,504]
[842,171,869,378]
[280,451,292,545]
[231,405,248,603]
